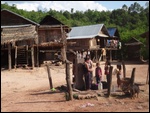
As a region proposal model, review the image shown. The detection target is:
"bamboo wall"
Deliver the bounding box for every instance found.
[38,29,62,44]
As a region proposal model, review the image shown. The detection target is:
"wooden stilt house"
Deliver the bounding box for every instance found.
[1,9,39,70]
[125,37,143,60]
[38,15,71,65]
[106,27,121,61]
[67,24,110,62]
[140,31,149,84]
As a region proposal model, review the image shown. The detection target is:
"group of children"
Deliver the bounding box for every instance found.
[81,55,122,90]
[95,60,122,88]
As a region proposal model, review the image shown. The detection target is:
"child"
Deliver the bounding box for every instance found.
[104,60,111,83]
[116,64,123,88]
[95,62,102,84]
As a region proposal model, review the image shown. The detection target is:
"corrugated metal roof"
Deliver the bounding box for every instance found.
[107,27,117,37]
[67,35,96,39]
[67,24,108,40]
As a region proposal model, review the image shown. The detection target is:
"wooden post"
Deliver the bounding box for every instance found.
[31,46,35,69]
[146,65,149,84]
[36,26,39,67]
[14,46,17,69]
[95,50,98,62]
[66,60,73,100]
[26,45,28,65]
[61,24,67,63]
[74,58,85,90]
[36,45,39,67]
[110,50,112,61]
[122,61,126,78]
[8,43,12,70]
[107,66,113,97]
[46,64,53,89]
[130,68,136,85]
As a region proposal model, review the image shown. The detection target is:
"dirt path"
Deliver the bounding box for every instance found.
[1,63,149,112]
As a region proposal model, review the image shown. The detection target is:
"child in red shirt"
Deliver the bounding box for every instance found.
[95,62,102,84]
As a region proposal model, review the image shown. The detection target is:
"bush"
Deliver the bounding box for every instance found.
[140,47,149,60]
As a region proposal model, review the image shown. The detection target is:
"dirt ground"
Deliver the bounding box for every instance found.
[1,61,149,112]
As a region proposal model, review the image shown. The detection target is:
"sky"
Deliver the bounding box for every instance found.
[1,1,149,12]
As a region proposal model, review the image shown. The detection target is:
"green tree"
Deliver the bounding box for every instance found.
[128,2,143,13]
[122,4,128,11]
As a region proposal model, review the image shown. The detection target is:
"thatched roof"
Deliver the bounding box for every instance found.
[1,24,38,44]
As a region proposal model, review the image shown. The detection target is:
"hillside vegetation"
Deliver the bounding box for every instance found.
[1,2,149,59]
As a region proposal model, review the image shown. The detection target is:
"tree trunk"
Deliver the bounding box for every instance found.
[60,24,67,63]
[74,58,85,90]
[122,61,126,78]
[66,61,73,100]
[107,66,113,97]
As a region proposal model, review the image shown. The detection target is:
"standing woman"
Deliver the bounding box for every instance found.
[83,57,93,90]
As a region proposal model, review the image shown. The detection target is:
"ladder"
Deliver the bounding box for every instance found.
[16,46,28,67]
